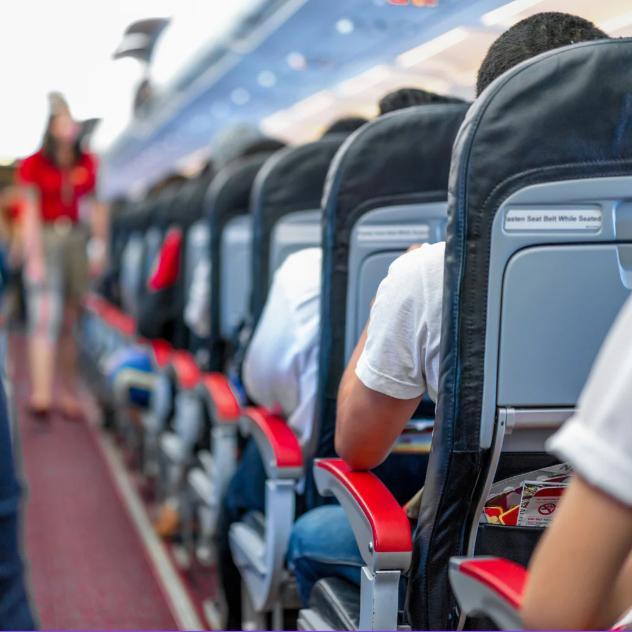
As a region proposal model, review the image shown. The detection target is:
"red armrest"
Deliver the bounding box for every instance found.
[83,292,108,317]
[449,557,527,629]
[169,350,201,390]
[148,339,173,369]
[455,558,527,610]
[315,458,412,555]
[87,294,135,338]
[242,406,303,478]
[112,308,136,337]
[198,372,241,422]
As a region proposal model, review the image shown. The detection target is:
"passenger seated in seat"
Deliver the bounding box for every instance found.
[287,12,610,606]
[522,296,632,629]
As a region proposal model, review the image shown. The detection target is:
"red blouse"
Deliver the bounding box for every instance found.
[17,150,97,223]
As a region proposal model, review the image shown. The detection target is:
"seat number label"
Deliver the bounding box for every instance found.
[505,208,602,231]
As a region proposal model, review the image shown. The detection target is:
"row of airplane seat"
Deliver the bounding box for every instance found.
[81,12,632,631]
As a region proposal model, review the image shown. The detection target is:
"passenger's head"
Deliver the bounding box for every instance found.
[322,116,368,136]
[477,12,609,95]
[238,137,286,158]
[212,123,285,168]
[378,87,465,115]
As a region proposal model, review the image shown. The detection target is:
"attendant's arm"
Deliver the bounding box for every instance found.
[88,199,108,276]
[335,323,421,470]
[523,476,632,630]
[20,186,44,283]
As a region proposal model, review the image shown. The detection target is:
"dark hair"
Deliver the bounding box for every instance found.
[238,137,286,158]
[378,87,465,115]
[477,12,609,96]
[41,112,83,167]
[322,116,368,136]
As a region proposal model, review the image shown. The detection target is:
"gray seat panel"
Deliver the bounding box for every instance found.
[345,203,447,362]
[220,215,253,339]
[498,244,630,406]
[269,209,321,283]
[184,221,210,293]
[479,177,632,448]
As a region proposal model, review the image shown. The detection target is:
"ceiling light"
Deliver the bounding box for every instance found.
[257,70,277,88]
[286,51,307,70]
[397,28,468,68]
[336,65,391,97]
[481,0,545,27]
[336,18,354,35]
[599,11,632,33]
[231,88,250,106]
[290,90,335,119]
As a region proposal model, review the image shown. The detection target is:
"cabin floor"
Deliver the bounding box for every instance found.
[11,335,213,630]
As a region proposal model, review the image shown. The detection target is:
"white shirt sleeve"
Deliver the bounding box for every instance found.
[547,294,632,507]
[242,248,322,431]
[355,242,444,401]
[184,258,211,338]
[242,265,299,415]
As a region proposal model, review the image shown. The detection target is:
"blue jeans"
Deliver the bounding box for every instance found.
[288,504,363,605]
[0,371,36,630]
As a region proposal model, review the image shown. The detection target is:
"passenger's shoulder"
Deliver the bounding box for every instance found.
[389,241,445,281]
[273,247,322,297]
[277,247,322,282]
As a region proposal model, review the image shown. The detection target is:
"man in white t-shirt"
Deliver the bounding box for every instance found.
[522,294,632,630]
[287,12,610,607]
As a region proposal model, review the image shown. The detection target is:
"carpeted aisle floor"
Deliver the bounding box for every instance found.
[12,336,179,630]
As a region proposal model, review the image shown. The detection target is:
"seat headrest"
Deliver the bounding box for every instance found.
[206,152,275,371]
[322,103,470,223]
[206,152,273,222]
[450,37,632,237]
[249,135,347,323]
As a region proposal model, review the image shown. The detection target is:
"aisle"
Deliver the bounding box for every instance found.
[12,336,189,630]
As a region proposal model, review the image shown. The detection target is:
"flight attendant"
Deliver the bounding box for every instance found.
[17,93,99,418]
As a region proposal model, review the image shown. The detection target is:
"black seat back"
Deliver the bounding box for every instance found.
[307,104,468,507]
[248,136,347,325]
[410,38,632,630]
[206,153,275,371]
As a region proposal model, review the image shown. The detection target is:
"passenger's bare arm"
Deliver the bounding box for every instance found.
[335,323,421,471]
[523,475,632,630]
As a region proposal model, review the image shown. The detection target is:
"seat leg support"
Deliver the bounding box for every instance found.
[359,566,401,631]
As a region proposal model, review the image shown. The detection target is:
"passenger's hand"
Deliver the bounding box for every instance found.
[406,243,424,252]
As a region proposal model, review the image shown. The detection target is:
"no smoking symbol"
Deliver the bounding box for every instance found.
[538,503,556,515]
